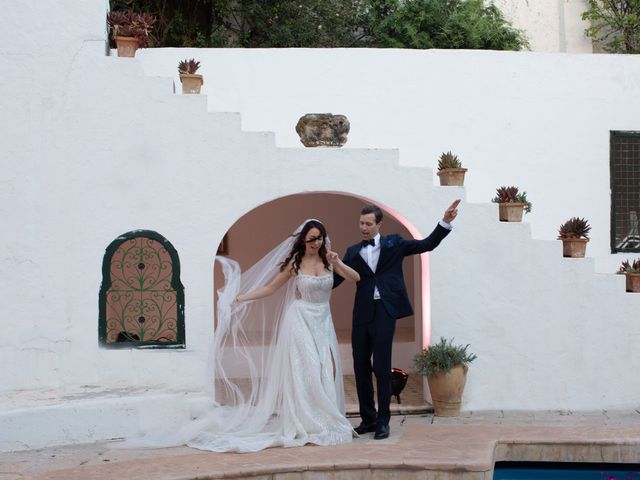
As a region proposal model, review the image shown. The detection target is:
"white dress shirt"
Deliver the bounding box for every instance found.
[360,233,382,299]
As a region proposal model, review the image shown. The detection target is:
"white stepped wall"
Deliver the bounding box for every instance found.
[1,1,640,451]
[137,47,640,274]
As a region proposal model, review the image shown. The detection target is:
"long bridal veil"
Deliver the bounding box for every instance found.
[122,219,347,452]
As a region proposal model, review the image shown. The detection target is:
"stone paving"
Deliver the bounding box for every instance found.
[3,409,640,480]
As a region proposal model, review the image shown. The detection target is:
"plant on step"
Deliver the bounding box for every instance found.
[178,58,201,75]
[618,258,640,274]
[491,186,532,213]
[107,10,157,47]
[437,151,462,171]
[413,337,476,377]
[558,217,591,240]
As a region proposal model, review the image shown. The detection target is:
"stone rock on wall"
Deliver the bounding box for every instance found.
[295,113,350,147]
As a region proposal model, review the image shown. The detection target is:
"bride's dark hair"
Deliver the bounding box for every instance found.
[280,220,331,274]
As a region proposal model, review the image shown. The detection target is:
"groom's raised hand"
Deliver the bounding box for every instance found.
[443,199,461,224]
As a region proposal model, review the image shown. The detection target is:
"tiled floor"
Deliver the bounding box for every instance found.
[4,409,640,480]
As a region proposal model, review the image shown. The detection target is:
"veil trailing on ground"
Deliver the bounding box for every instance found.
[120,219,348,452]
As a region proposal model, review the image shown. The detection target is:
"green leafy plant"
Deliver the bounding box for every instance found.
[413,337,477,377]
[363,0,529,50]
[581,0,640,54]
[438,151,462,170]
[178,58,201,75]
[618,258,640,274]
[558,217,592,239]
[107,10,157,47]
[491,186,532,213]
[109,0,529,50]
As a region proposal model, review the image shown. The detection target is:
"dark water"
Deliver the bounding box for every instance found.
[494,462,640,480]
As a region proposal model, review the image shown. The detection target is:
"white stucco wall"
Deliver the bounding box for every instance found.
[137,47,640,274]
[1,0,640,451]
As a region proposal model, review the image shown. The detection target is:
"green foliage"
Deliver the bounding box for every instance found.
[362,0,529,50]
[491,186,532,214]
[413,337,476,377]
[109,0,529,50]
[582,0,640,53]
[558,217,592,239]
[618,258,640,274]
[437,151,462,170]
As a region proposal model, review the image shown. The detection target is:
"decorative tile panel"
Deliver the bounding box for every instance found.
[99,231,185,348]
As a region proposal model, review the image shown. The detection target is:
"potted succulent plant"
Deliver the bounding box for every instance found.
[413,337,476,417]
[178,58,203,94]
[491,186,532,222]
[618,259,640,293]
[558,217,591,258]
[107,10,156,57]
[436,151,467,186]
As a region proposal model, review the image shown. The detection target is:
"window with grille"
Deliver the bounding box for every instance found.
[611,131,640,253]
[99,230,185,348]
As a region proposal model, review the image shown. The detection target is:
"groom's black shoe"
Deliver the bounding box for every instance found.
[374,424,390,440]
[354,422,377,435]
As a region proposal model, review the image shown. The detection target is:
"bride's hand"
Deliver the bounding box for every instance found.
[326,250,340,264]
[235,294,245,303]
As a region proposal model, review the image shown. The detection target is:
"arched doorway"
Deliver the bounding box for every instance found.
[214,192,430,407]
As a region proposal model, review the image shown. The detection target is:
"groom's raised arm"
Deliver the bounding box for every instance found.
[400,224,450,256]
[400,199,460,256]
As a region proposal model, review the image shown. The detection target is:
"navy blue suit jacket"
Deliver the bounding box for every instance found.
[334,224,450,326]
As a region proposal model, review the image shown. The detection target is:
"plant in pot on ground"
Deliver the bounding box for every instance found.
[107,10,156,57]
[413,337,476,417]
[436,151,467,186]
[618,258,640,293]
[558,217,591,258]
[491,186,532,222]
[178,58,203,94]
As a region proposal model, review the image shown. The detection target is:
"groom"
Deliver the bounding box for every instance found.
[334,200,460,439]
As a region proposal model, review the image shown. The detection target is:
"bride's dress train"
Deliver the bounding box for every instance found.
[121,258,354,453]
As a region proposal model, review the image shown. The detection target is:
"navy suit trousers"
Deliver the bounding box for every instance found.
[351,299,396,427]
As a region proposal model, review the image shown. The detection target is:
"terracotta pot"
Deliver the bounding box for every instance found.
[437,168,467,186]
[498,202,526,222]
[626,273,640,293]
[180,74,204,94]
[426,364,468,417]
[561,237,589,258]
[115,36,139,58]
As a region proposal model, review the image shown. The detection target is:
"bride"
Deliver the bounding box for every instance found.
[131,219,359,453]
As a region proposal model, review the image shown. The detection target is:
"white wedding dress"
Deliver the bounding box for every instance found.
[184,272,354,452]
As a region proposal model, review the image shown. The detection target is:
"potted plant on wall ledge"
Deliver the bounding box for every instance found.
[558,217,591,258]
[436,151,467,186]
[618,259,640,293]
[178,58,203,94]
[413,337,476,417]
[107,10,156,57]
[491,186,532,222]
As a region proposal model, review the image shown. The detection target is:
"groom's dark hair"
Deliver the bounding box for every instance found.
[361,204,383,224]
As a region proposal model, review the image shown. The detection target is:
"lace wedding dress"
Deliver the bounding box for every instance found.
[185,272,354,452]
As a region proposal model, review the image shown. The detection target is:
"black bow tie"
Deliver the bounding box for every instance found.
[361,239,375,248]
